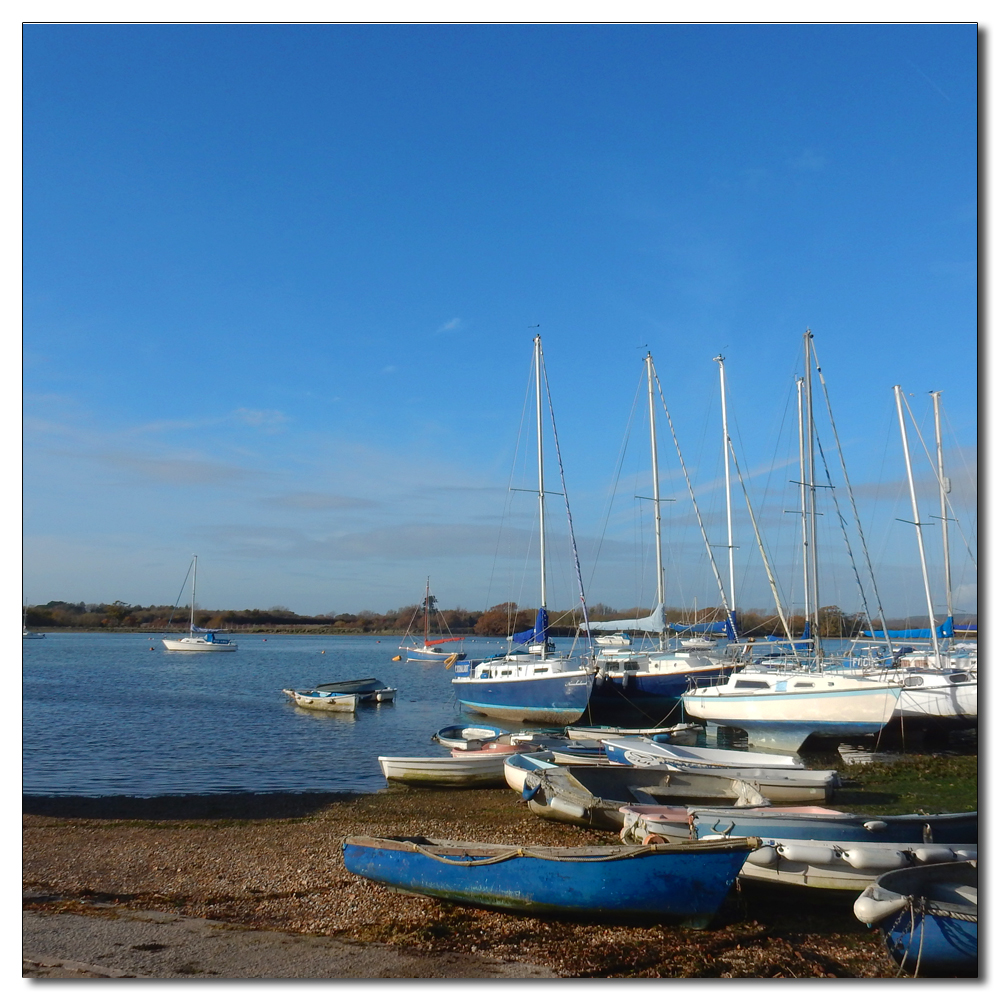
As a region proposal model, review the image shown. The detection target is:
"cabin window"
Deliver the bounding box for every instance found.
[793,681,815,688]
[624,661,639,671]
[904,675,924,687]
[500,670,512,676]
[533,667,549,674]
[949,673,969,683]
[734,680,770,689]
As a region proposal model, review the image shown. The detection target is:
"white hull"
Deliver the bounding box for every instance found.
[601,738,802,769]
[162,636,238,652]
[283,690,359,712]
[378,754,509,787]
[682,671,901,751]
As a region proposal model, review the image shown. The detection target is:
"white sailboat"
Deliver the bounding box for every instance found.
[451,334,594,725]
[682,332,903,750]
[397,578,469,662]
[161,555,238,652]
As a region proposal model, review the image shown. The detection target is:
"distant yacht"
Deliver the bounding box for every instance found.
[161,555,238,653]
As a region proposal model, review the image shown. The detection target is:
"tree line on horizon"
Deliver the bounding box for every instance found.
[23,599,973,637]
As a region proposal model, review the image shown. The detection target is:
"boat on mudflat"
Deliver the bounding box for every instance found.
[342,834,761,928]
[521,764,772,830]
[854,860,977,976]
[600,737,802,769]
[565,723,701,744]
[431,724,510,750]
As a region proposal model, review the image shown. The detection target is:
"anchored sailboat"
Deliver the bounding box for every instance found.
[161,555,238,652]
[398,578,468,662]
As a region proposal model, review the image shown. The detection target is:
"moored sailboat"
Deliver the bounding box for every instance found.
[161,556,237,652]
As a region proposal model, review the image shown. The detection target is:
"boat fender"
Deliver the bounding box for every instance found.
[642,834,666,845]
[841,847,908,870]
[922,822,933,844]
[392,655,402,661]
[951,848,978,862]
[776,843,837,865]
[911,846,958,865]
[521,776,541,801]
[862,820,888,831]
[853,886,909,926]
[746,846,778,866]
[549,795,587,819]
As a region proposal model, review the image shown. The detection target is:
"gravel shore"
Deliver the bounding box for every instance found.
[23,788,900,978]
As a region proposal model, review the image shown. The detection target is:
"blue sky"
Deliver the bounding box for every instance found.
[22,22,978,621]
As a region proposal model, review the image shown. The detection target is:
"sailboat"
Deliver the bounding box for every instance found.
[451,334,595,725]
[585,352,736,719]
[398,579,469,663]
[161,555,238,652]
[22,608,45,639]
[681,333,902,751]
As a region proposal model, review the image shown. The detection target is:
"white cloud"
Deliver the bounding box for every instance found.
[436,317,462,333]
[791,148,827,171]
[261,492,377,511]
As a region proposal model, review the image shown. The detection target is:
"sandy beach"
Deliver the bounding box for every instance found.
[23,787,901,979]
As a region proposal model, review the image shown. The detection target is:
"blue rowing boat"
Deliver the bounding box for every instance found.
[342,835,759,928]
[854,860,977,976]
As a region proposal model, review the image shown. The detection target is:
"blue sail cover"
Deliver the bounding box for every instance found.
[669,616,738,640]
[862,616,954,640]
[512,607,549,645]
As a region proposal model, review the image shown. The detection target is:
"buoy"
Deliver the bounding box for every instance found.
[392,655,402,661]
[321,650,326,654]
[149,647,154,651]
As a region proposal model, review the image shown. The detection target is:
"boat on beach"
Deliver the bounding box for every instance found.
[431,724,510,749]
[853,860,978,976]
[599,737,803,769]
[565,722,701,744]
[341,834,761,928]
[521,764,772,830]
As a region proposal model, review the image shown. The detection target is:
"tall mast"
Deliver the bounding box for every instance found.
[534,334,547,619]
[190,554,198,634]
[714,355,736,613]
[894,386,941,659]
[796,376,811,635]
[803,332,822,659]
[931,391,954,622]
[646,353,666,649]
[423,577,430,645]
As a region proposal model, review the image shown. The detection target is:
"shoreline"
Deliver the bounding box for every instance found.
[24,786,905,979]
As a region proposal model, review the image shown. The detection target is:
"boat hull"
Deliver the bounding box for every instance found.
[162,637,238,651]
[452,670,594,725]
[342,835,759,928]
[854,860,978,976]
[377,755,509,788]
[284,690,359,713]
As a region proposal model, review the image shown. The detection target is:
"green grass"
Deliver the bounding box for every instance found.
[834,754,977,814]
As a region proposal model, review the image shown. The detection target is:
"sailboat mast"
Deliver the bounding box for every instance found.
[803,332,822,659]
[714,355,736,613]
[423,577,430,646]
[931,391,954,621]
[190,554,198,634]
[646,353,666,649]
[894,386,941,659]
[796,376,811,637]
[534,334,548,622]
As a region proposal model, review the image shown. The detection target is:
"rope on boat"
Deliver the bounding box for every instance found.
[408,842,670,866]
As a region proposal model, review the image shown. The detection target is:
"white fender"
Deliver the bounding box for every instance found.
[952,848,978,862]
[841,847,909,871]
[746,846,778,866]
[777,843,837,865]
[548,795,587,819]
[862,820,888,831]
[911,846,958,864]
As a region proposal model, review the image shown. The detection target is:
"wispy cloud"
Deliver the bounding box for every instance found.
[92,450,258,486]
[436,317,462,333]
[260,492,377,511]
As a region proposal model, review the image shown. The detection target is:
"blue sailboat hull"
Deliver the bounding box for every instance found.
[589,665,732,713]
[452,671,594,725]
[342,835,758,928]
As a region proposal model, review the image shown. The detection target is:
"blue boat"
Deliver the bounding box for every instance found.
[342,834,760,928]
[854,860,977,977]
[619,804,978,845]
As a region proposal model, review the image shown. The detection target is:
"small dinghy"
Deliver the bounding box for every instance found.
[377,754,509,788]
[601,737,802,769]
[431,724,509,750]
[854,860,978,976]
[502,752,557,793]
[633,759,839,802]
[342,834,761,928]
[521,764,772,830]
[282,689,359,713]
[617,804,979,845]
[312,677,387,694]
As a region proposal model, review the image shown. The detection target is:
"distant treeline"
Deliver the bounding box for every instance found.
[24,600,974,637]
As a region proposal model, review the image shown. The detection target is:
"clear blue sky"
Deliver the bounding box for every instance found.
[22,23,978,621]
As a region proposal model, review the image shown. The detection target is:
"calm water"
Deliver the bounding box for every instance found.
[22,633,975,797]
